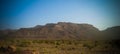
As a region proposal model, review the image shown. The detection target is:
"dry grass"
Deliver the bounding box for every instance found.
[0,39,120,54]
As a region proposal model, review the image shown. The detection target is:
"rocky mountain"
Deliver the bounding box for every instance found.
[0,22,119,40]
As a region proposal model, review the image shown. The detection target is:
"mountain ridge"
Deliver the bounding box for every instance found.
[0,22,119,40]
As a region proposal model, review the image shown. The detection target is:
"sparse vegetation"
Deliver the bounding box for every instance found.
[0,39,120,54]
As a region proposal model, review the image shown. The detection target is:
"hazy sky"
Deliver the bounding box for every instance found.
[0,0,120,30]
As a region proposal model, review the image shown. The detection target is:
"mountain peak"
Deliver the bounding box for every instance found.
[0,22,119,40]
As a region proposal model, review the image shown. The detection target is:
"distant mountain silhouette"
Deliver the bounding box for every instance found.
[0,22,120,40]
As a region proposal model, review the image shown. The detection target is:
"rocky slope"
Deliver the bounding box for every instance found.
[0,22,119,40]
[102,26,120,40]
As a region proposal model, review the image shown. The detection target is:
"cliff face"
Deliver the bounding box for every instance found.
[0,22,119,40]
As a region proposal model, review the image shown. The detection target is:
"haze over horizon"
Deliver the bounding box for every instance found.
[0,0,120,30]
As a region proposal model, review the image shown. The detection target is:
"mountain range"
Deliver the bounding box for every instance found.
[0,22,120,40]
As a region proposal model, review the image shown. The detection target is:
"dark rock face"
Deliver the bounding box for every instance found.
[0,22,120,40]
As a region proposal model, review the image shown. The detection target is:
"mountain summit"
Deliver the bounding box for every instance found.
[0,22,119,40]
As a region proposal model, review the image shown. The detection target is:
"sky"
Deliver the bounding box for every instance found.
[0,0,120,30]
